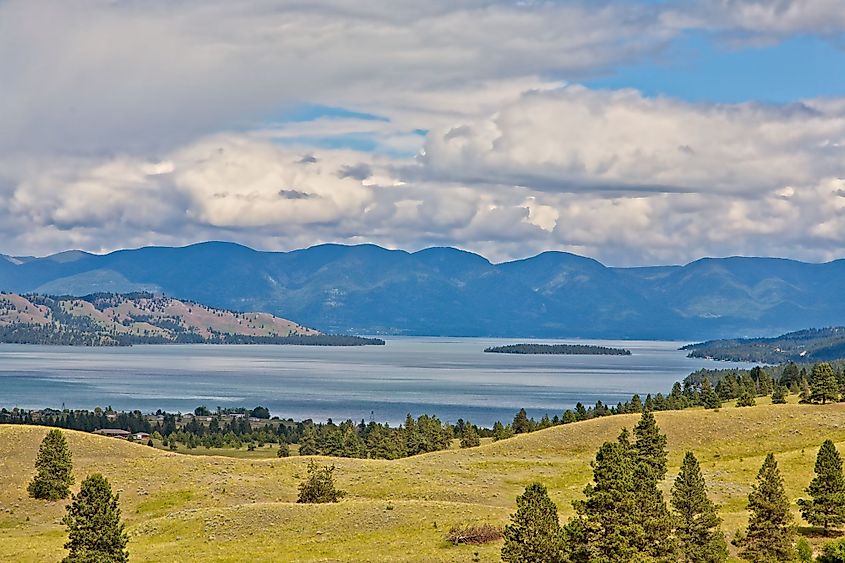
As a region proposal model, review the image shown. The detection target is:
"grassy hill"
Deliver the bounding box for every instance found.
[2,398,844,561]
[0,292,318,345]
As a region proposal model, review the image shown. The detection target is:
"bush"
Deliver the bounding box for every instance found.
[446,523,503,545]
[796,537,813,562]
[297,461,345,503]
[277,443,290,458]
[819,537,845,563]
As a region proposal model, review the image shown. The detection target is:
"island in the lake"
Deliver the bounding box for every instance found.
[483,343,632,355]
[0,292,384,347]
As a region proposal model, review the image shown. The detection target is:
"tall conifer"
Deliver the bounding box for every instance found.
[502,482,563,563]
[671,452,727,562]
[62,473,128,563]
[740,453,794,562]
[811,363,840,404]
[798,440,845,533]
[28,429,74,501]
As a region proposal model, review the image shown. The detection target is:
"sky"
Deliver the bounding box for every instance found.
[2,0,845,266]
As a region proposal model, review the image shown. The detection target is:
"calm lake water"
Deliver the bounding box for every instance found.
[0,338,752,426]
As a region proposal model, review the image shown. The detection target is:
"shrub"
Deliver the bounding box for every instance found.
[297,461,345,503]
[796,537,813,562]
[277,443,290,458]
[819,537,845,563]
[446,523,503,545]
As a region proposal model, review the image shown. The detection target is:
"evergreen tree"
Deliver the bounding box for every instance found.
[740,453,794,562]
[781,362,801,388]
[28,429,74,501]
[799,376,812,403]
[736,391,755,407]
[700,380,722,409]
[512,408,531,434]
[460,424,480,448]
[575,440,643,561]
[771,385,787,404]
[297,461,345,503]
[62,473,128,563]
[798,440,845,533]
[340,426,366,458]
[671,452,727,562]
[812,362,840,404]
[298,425,319,456]
[629,394,643,413]
[632,412,677,561]
[502,482,563,563]
[634,411,667,480]
[277,441,290,458]
[562,410,577,424]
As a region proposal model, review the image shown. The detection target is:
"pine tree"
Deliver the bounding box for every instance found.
[671,452,727,562]
[460,424,480,448]
[701,380,722,409]
[740,453,794,562]
[575,440,643,561]
[298,425,319,455]
[28,429,74,501]
[736,390,755,407]
[632,411,678,561]
[512,408,531,434]
[771,385,787,404]
[781,362,800,388]
[277,441,290,457]
[502,482,563,562]
[62,473,128,563]
[634,411,667,480]
[800,376,812,403]
[812,363,840,404]
[798,440,845,533]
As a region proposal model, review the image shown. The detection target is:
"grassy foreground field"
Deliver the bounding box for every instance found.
[2,397,845,562]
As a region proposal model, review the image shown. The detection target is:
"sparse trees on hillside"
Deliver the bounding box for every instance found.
[28,429,74,501]
[62,473,128,563]
[798,440,845,534]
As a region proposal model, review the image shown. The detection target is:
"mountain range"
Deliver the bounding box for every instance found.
[2,241,844,339]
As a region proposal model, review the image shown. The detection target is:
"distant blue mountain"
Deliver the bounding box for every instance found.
[1,241,843,339]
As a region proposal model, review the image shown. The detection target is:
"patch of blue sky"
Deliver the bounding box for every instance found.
[270,104,390,123]
[271,132,419,158]
[585,31,845,104]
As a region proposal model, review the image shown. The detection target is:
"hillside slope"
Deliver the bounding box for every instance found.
[1,400,844,561]
[0,292,318,345]
[684,326,845,362]
[3,241,845,338]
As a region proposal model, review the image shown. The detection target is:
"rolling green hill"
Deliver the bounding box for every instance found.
[2,398,844,561]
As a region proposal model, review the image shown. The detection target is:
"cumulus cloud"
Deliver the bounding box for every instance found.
[420,86,845,196]
[4,0,845,265]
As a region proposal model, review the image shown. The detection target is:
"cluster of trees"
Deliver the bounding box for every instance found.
[27,430,128,562]
[503,412,845,562]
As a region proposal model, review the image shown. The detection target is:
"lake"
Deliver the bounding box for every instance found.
[0,338,753,426]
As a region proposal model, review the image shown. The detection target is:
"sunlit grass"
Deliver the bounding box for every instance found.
[1,395,844,561]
